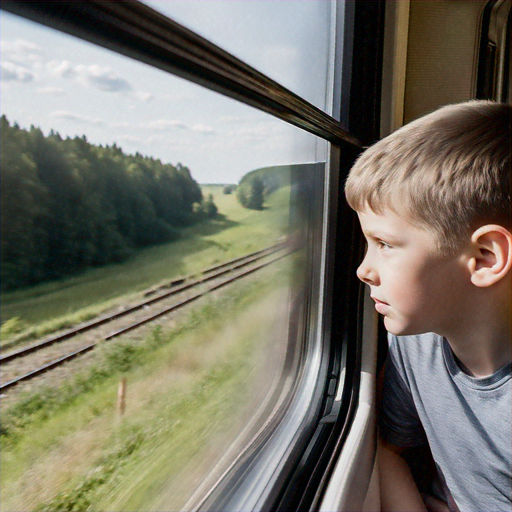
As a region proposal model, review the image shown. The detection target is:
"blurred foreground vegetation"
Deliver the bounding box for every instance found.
[0,262,292,512]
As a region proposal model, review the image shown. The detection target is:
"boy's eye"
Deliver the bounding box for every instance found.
[378,240,392,250]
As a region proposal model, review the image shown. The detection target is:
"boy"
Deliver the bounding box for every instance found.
[345,101,511,511]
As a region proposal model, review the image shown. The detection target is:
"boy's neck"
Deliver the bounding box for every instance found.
[443,291,511,378]
[447,334,511,378]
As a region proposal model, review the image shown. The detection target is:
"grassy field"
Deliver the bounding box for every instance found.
[1,185,291,346]
[0,260,293,512]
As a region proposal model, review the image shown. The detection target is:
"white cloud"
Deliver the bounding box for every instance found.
[145,133,194,148]
[132,91,154,102]
[117,134,143,144]
[1,39,44,65]
[192,124,214,135]
[47,60,132,93]
[1,62,34,82]
[75,64,132,92]
[146,134,168,144]
[49,110,105,126]
[37,86,65,96]
[230,120,284,139]
[144,120,214,135]
[147,119,187,131]
[111,121,133,129]
[47,60,77,79]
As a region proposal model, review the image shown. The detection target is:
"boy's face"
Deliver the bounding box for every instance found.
[356,208,470,336]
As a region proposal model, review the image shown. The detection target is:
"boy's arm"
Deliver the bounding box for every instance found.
[378,437,427,511]
[377,344,450,512]
[379,438,450,512]
[377,361,427,510]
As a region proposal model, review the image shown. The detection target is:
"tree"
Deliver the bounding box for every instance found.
[1,117,49,289]
[223,184,236,194]
[247,177,265,210]
[0,116,208,291]
[203,194,218,218]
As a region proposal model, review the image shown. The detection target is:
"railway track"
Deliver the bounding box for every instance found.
[0,243,293,393]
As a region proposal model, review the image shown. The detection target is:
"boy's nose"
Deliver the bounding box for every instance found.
[356,260,378,285]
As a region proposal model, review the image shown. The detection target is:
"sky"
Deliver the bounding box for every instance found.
[0,1,335,184]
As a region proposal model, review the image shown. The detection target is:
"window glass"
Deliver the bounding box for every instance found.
[1,8,330,511]
[144,0,334,113]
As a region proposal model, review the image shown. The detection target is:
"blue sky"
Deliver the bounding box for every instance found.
[1,1,333,184]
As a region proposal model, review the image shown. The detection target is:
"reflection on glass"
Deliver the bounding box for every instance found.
[0,8,329,511]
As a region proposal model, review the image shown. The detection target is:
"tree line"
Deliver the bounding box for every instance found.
[1,116,216,292]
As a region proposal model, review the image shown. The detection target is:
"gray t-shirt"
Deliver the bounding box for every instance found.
[381,332,511,512]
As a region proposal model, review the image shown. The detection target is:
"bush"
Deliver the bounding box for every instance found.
[236,176,264,210]
[0,317,28,339]
[193,194,218,219]
[223,184,236,194]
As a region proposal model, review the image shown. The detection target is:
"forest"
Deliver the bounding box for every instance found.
[1,116,216,292]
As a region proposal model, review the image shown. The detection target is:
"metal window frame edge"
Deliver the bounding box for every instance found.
[319,287,378,511]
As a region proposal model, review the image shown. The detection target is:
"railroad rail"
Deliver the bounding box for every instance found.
[0,244,293,393]
[1,242,285,365]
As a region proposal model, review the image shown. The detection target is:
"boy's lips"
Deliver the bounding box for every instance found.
[371,296,389,313]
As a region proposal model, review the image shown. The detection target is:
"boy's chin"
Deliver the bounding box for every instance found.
[383,316,426,337]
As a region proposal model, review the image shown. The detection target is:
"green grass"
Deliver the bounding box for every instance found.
[0,185,291,348]
[0,260,294,512]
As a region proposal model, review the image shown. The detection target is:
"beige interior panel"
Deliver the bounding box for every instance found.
[404,0,487,123]
[380,0,410,135]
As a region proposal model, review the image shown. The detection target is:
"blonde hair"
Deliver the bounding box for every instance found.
[345,100,511,254]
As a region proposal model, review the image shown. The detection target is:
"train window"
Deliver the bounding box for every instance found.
[143,0,333,114]
[0,3,361,511]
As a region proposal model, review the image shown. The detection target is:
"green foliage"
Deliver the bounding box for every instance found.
[239,164,292,195]
[35,426,146,512]
[1,183,284,336]
[235,162,326,216]
[0,116,207,292]
[0,316,27,339]
[236,164,294,210]
[103,340,146,373]
[192,193,218,219]
[222,184,236,194]
[237,176,265,210]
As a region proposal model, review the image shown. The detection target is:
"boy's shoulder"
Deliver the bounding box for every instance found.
[387,331,512,393]
[387,332,444,372]
[383,331,512,511]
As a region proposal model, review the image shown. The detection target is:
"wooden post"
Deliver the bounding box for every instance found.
[117,377,126,417]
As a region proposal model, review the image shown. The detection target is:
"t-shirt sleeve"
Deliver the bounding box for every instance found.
[379,334,428,447]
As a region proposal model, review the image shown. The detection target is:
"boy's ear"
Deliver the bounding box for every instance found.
[467,225,512,287]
